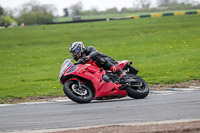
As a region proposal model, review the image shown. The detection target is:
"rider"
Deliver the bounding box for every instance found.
[69,42,126,79]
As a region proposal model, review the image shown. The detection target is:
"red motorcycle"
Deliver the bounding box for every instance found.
[59,59,149,103]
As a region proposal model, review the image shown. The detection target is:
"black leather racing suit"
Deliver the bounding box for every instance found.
[83,46,123,75]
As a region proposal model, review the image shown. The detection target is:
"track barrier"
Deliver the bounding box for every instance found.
[46,17,133,25]
[127,10,200,19]
[47,10,200,25]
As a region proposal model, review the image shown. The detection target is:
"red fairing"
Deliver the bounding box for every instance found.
[117,60,129,69]
[59,59,129,100]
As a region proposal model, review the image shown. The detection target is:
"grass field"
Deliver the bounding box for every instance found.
[0,14,199,103]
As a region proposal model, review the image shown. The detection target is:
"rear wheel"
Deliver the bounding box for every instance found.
[63,80,93,103]
[126,75,149,99]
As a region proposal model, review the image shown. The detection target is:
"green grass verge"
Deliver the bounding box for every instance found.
[0,14,199,103]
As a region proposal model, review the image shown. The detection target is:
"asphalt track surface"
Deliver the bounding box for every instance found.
[0,89,200,132]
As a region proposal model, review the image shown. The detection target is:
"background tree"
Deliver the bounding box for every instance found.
[81,7,100,16]
[16,0,57,25]
[0,5,4,26]
[121,7,134,13]
[3,8,14,17]
[105,7,118,14]
[63,8,69,17]
[70,1,83,16]
[0,16,17,26]
[158,0,177,7]
[0,5,4,16]
[0,6,17,26]
[17,0,57,15]
[90,7,99,15]
[137,0,151,8]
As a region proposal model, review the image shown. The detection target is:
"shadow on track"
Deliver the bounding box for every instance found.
[62,98,139,105]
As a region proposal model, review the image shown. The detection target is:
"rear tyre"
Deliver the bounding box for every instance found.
[126,75,149,99]
[63,80,93,103]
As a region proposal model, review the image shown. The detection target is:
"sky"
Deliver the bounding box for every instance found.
[0,0,199,16]
[0,0,157,16]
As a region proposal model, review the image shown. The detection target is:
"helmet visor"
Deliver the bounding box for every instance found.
[71,50,78,59]
[71,46,81,60]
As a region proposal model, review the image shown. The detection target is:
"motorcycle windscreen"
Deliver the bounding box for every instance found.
[59,59,73,79]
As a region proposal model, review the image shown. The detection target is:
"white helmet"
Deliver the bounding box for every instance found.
[69,42,85,61]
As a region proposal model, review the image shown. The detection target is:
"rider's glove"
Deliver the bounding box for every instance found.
[79,56,90,64]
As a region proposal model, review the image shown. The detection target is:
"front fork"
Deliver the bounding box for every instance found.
[77,77,82,89]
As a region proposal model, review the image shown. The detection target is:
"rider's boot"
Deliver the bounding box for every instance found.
[110,65,127,80]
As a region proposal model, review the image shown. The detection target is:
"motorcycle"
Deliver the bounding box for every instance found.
[59,59,149,103]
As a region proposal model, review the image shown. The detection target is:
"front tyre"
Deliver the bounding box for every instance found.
[63,80,93,103]
[126,76,149,99]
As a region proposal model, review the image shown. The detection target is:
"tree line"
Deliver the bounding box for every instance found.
[1,0,200,26]
[64,0,200,16]
[0,1,56,26]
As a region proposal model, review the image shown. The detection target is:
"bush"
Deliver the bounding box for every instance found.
[17,12,53,25]
[0,16,17,26]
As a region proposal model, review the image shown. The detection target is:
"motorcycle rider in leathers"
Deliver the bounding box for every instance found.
[69,42,126,79]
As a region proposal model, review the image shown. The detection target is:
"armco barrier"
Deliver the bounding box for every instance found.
[130,10,200,19]
[140,14,151,18]
[47,10,200,24]
[151,13,163,18]
[133,15,139,19]
[163,13,174,16]
[185,11,197,14]
[174,12,185,16]
[46,17,133,25]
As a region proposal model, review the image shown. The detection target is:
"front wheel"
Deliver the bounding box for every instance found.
[126,75,149,99]
[63,80,94,103]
